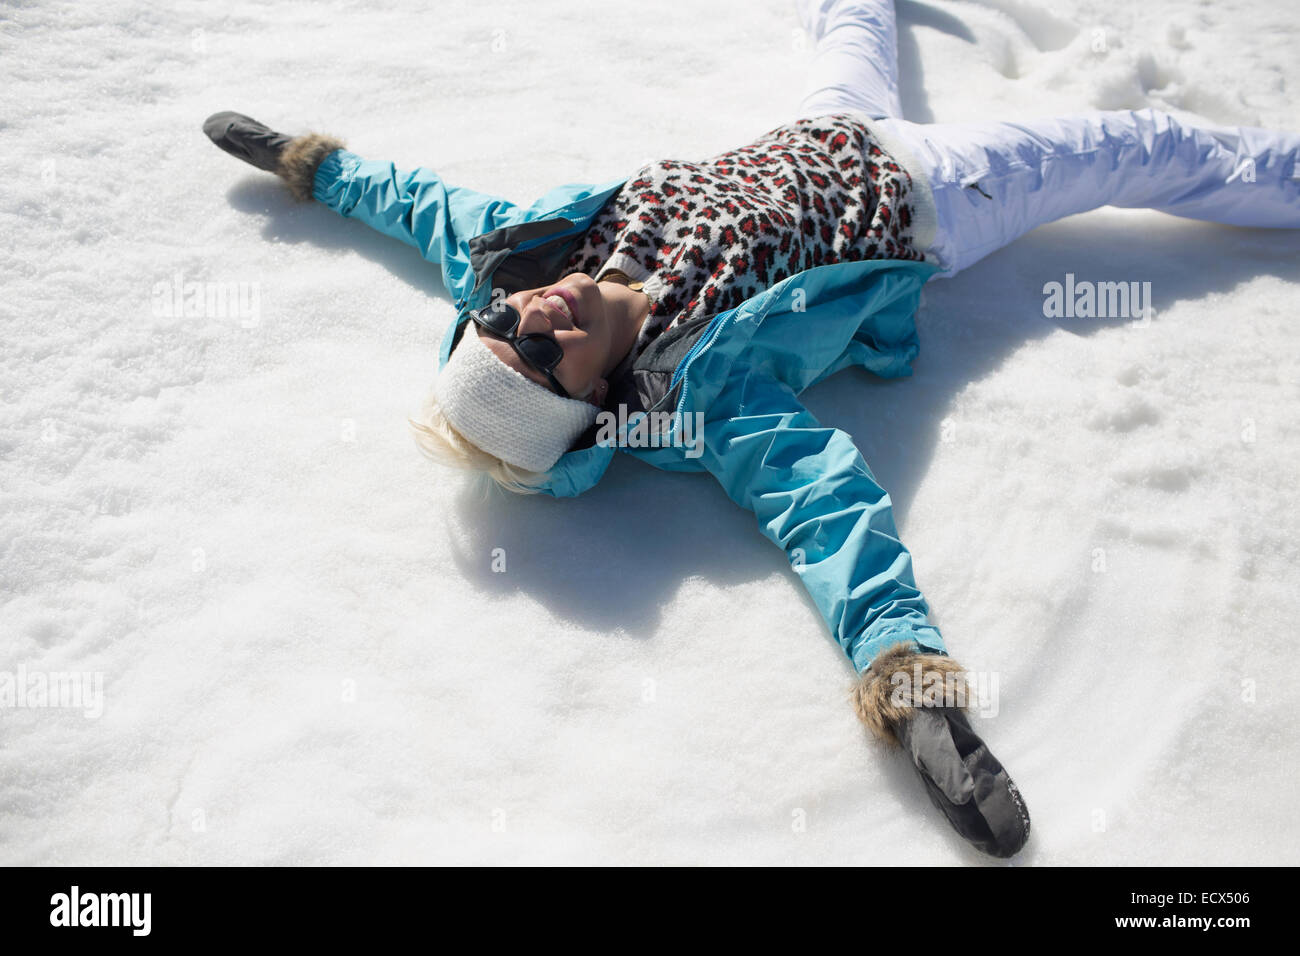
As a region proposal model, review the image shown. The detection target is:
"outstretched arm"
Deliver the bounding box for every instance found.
[203,111,522,298]
[310,147,522,295]
[696,369,1031,856]
[696,366,945,676]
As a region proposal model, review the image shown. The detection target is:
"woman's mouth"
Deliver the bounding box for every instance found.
[543,286,581,327]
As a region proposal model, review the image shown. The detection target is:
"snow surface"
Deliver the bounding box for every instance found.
[2,0,1298,865]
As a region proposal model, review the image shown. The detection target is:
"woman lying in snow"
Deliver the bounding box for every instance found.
[202,0,1300,857]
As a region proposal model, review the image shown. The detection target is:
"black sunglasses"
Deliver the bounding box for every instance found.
[468,301,570,398]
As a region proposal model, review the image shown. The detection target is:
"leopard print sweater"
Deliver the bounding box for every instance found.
[559,113,927,355]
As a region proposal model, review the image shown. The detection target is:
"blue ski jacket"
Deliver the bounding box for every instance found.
[312,147,947,674]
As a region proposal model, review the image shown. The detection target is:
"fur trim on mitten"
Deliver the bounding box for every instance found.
[851,643,973,746]
[277,133,347,201]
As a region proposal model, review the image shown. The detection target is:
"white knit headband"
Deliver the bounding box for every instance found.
[435,322,599,473]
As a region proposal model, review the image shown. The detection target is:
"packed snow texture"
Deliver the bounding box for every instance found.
[2,0,1297,865]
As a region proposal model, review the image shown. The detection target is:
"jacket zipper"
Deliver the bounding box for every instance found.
[669,291,777,426]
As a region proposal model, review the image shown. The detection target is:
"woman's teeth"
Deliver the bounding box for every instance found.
[545,294,574,322]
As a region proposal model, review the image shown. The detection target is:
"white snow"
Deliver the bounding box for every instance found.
[2,0,1297,865]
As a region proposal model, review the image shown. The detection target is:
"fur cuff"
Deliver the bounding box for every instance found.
[851,643,971,746]
[277,133,346,201]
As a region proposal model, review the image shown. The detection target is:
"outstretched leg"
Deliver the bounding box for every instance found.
[795,0,903,120]
[875,108,1300,277]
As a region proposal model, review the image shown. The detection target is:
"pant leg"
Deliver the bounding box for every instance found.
[875,108,1300,277]
[796,0,903,120]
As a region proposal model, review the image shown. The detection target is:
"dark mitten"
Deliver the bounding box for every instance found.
[890,704,1031,858]
[852,643,1030,858]
[202,111,345,201]
[202,111,294,173]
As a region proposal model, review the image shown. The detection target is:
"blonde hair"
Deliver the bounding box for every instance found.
[407,388,552,495]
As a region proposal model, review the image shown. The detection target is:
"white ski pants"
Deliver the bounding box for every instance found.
[794,0,1300,277]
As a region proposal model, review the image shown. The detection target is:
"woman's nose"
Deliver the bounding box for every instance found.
[517,301,553,335]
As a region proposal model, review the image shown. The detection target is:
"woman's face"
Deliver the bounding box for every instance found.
[475,272,646,407]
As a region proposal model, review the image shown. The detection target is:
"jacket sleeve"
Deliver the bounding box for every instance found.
[695,366,947,675]
[309,148,522,294]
